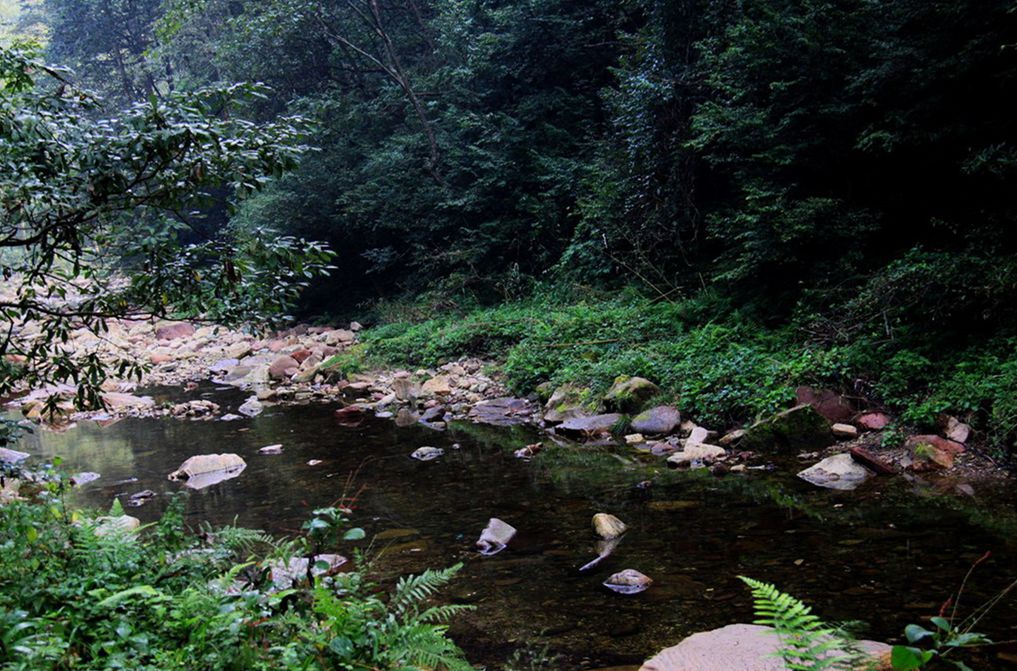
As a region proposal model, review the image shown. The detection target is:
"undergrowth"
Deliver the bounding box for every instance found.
[349,291,1017,456]
[0,476,474,671]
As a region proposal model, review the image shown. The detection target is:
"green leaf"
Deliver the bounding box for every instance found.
[343,527,366,541]
[904,624,934,644]
[891,646,933,670]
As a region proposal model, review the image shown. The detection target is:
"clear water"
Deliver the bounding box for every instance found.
[15,385,1017,669]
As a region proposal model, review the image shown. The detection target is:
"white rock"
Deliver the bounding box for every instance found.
[410,446,444,462]
[797,453,873,491]
[476,518,516,555]
[592,513,628,540]
[666,444,727,467]
[258,444,283,455]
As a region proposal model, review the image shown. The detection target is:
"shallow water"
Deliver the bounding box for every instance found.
[15,386,1017,669]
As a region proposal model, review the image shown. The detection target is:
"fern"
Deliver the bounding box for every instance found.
[740,576,870,671]
[391,563,464,615]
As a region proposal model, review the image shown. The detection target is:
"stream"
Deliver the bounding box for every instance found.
[14,384,1017,669]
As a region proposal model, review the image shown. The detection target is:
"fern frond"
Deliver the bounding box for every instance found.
[739,576,867,671]
[391,563,463,615]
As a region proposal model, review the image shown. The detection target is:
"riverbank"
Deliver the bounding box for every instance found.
[5,297,1011,495]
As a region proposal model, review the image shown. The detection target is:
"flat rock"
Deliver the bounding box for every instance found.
[0,447,30,464]
[666,444,726,468]
[558,413,625,436]
[102,392,155,411]
[94,515,142,537]
[631,406,681,435]
[469,397,533,426]
[797,453,873,491]
[640,623,891,671]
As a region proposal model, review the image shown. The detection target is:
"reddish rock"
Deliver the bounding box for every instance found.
[267,339,288,353]
[795,386,855,423]
[268,356,299,380]
[155,322,194,341]
[334,404,366,427]
[291,349,313,364]
[856,412,892,430]
[150,352,173,365]
[849,447,897,475]
[905,434,965,455]
[906,434,964,470]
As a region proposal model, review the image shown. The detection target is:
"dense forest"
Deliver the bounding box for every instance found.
[2,0,1017,443]
[19,0,1014,453]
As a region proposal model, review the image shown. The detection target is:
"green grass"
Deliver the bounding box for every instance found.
[351,290,1017,455]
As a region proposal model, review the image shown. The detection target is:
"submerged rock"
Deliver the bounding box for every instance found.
[640,623,891,671]
[593,513,628,540]
[410,446,444,462]
[70,472,101,486]
[168,454,246,490]
[603,569,652,595]
[258,444,283,455]
[127,490,157,507]
[237,397,264,417]
[476,518,517,556]
[797,453,873,491]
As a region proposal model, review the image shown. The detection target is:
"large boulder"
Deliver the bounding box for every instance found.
[640,624,891,671]
[631,406,681,435]
[795,386,855,423]
[101,392,155,412]
[739,404,833,453]
[603,376,660,413]
[221,364,270,387]
[543,384,601,423]
[421,375,453,396]
[797,453,873,491]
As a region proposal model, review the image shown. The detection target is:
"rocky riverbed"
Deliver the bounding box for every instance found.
[5,317,1008,498]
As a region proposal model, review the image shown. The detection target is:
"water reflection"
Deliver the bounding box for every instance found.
[15,388,1017,669]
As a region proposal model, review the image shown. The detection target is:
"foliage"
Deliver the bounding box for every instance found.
[0,482,474,670]
[0,44,333,408]
[739,576,866,671]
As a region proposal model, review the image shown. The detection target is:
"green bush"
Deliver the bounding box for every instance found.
[0,486,473,670]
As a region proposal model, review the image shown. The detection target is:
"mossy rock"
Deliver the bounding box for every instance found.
[739,404,833,453]
[543,384,602,423]
[603,376,661,414]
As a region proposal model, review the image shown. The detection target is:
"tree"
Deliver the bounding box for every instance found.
[0,45,333,410]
